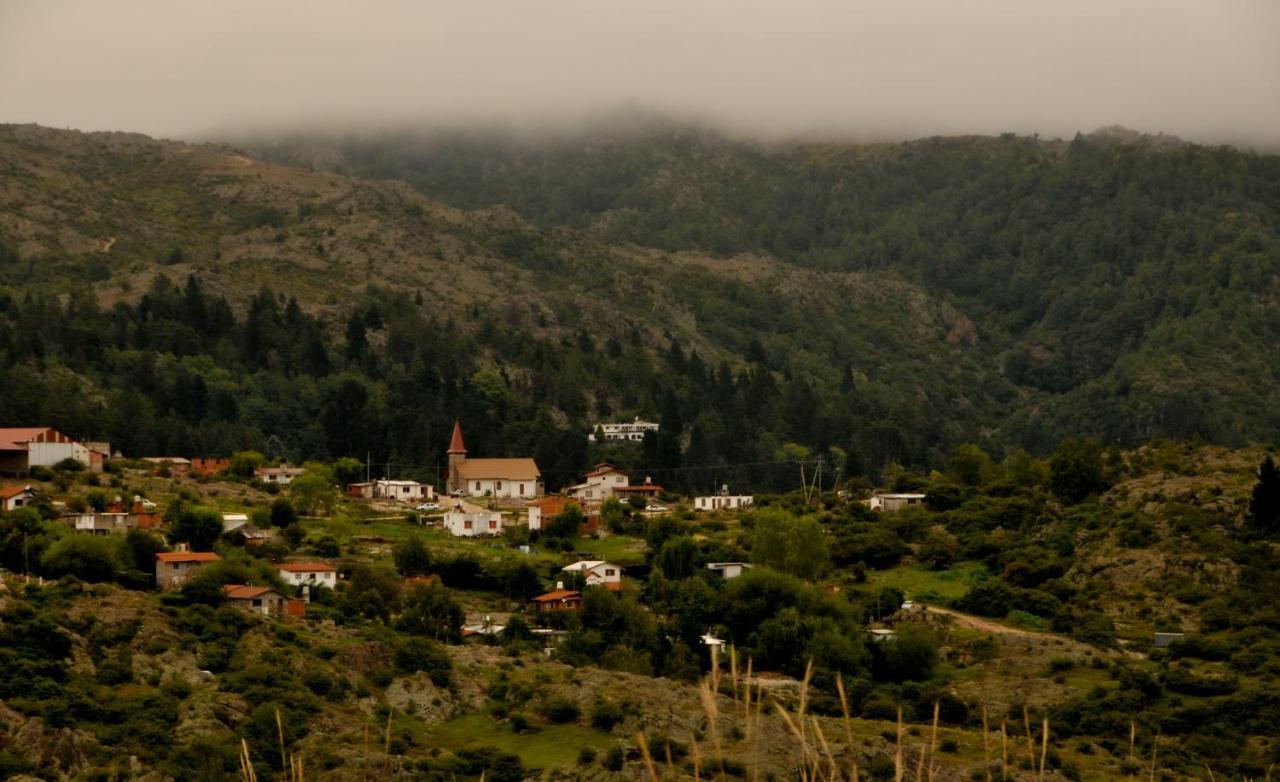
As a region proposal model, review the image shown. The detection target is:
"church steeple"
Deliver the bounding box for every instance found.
[447,418,467,455]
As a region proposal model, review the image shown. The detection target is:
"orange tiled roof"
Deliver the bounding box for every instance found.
[278,562,336,573]
[155,552,222,563]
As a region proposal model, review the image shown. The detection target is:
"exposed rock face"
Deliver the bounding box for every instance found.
[0,700,98,781]
[384,673,457,723]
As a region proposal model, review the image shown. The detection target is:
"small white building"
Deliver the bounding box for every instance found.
[706,562,752,580]
[526,496,576,532]
[588,417,660,443]
[561,560,622,590]
[255,466,305,485]
[222,513,251,534]
[694,487,754,512]
[443,501,504,537]
[366,481,435,504]
[278,562,338,589]
[867,493,926,512]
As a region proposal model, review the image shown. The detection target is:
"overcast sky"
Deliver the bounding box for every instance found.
[2,0,1278,146]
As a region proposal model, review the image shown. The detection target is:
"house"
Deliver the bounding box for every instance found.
[526,496,579,532]
[222,584,289,616]
[191,457,230,476]
[567,463,631,504]
[0,427,95,474]
[278,562,338,589]
[68,497,161,534]
[561,560,622,590]
[222,513,251,534]
[83,442,111,472]
[155,551,222,590]
[694,487,754,512]
[532,584,582,612]
[588,417,660,443]
[706,562,752,580]
[1153,632,1186,649]
[255,466,305,485]
[445,420,542,499]
[351,479,435,502]
[867,493,927,512]
[0,484,37,512]
[612,480,664,503]
[443,500,504,537]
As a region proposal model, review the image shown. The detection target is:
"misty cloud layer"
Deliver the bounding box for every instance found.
[2,0,1278,146]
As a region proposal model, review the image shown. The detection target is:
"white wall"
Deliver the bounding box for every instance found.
[444,511,504,536]
[28,441,86,468]
[694,495,754,511]
[465,478,538,499]
[279,570,337,588]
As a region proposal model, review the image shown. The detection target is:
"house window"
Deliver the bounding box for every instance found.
[519,483,525,495]
[252,599,262,607]
[475,481,481,491]
[488,520,497,529]
[605,569,615,576]
[464,520,473,529]
[496,482,502,491]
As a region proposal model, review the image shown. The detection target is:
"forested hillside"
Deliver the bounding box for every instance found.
[1,122,1278,488]
[248,119,1280,449]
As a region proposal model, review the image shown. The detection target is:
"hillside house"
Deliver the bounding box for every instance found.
[155,551,222,590]
[222,584,290,616]
[613,481,664,503]
[588,417,660,442]
[255,466,305,485]
[561,560,622,590]
[706,562,752,580]
[0,484,36,512]
[567,463,631,504]
[526,495,580,531]
[532,584,582,612]
[0,427,95,474]
[278,562,338,589]
[191,457,230,476]
[867,493,926,512]
[445,420,542,499]
[443,500,504,537]
[69,498,161,534]
[694,487,754,512]
[222,513,251,534]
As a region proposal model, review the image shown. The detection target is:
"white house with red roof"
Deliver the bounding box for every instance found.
[277,562,338,589]
[0,484,37,512]
[222,584,289,616]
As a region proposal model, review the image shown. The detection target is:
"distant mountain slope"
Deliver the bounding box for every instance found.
[0,124,1015,480]
[246,121,1280,447]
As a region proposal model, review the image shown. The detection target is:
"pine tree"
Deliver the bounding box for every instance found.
[1250,455,1280,531]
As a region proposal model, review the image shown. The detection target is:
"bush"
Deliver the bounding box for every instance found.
[393,638,452,686]
[542,696,581,724]
[41,535,120,582]
[602,744,624,771]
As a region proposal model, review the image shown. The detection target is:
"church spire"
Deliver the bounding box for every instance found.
[447,418,467,455]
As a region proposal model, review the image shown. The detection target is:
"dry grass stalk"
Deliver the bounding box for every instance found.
[1148,730,1160,782]
[1129,721,1136,762]
[691,732,703,782]
[637,732,660,782]
[1037,717,1049,781]
[1000,720,1009,782]
[239,738,258,782]
[981,703,991,782]
[798,659,815,746]
[743,657,754,726]
[894,707,904,782]
[699,679,730,782]
[1022,707,1035,771]
[926,700,940,782]
[810,715,839,781]
[836,676,859,781]
[275,708,287,782]
[730,645,741,709]
[665,741,676,776]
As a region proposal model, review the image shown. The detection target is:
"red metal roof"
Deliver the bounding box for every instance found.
[533,589,581,603]
[0,485,35,500]
[447,419,467,454]
[155,552,222,563]
[0,427,64,452]
[278,562,336,573]
[222,584,280,600]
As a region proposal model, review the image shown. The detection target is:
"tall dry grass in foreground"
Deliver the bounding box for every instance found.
[234,650,1276,781]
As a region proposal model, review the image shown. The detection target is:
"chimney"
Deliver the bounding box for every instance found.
[556,581,565,590]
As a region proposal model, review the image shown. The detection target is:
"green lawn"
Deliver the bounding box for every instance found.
[427,714,615,768]
[867,562,989,602]
[570,534,647,565]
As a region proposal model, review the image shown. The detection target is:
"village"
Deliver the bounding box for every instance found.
[0,421,938,645]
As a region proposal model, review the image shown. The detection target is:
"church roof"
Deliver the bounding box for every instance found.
[455,458,541,481]
[447,419,467,454]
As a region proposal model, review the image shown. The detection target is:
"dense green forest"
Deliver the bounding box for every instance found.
[250,120,1280,448]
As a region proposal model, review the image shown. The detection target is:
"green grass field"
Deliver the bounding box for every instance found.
[867,562,989,602]
[427,714,615,768]
[570,533,647,565]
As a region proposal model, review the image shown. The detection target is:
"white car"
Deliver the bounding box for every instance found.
[415,502,441,512]
[644,504,668,513]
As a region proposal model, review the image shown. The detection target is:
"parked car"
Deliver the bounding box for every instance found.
[644,504,668,513]
[415,502,441,512]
